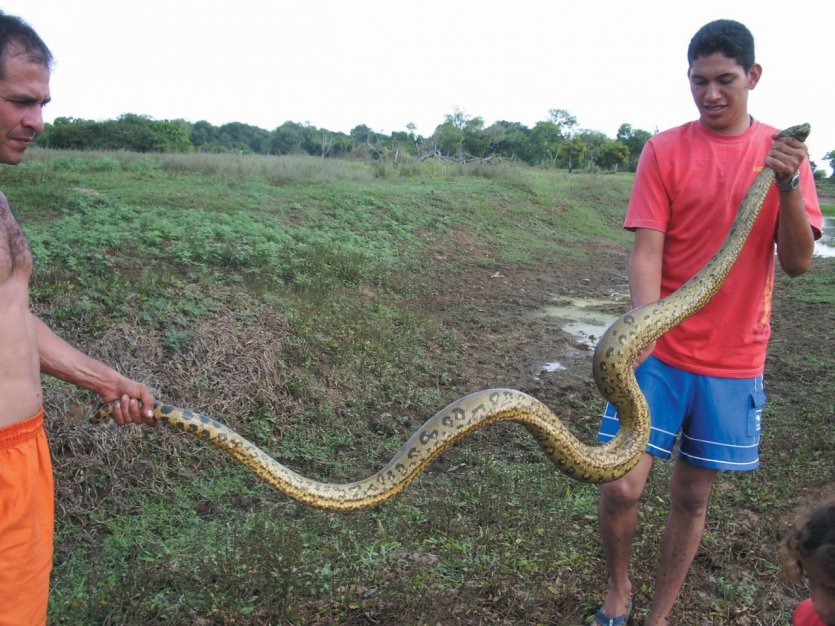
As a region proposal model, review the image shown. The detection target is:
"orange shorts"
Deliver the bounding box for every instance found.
[0,410,54,626]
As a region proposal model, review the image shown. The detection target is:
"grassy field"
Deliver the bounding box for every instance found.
[5,150,833,625]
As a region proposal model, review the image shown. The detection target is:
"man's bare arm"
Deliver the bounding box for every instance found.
[628,228,665,365]
[767,133,816,277]
[33,315,155,424]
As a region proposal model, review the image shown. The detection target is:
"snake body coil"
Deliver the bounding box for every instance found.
[93,124,810,512]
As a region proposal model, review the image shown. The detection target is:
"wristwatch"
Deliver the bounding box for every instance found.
[775,172,800,192]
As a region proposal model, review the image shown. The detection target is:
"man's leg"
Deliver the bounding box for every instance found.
[597,453,654,618]
[644,459,718,625]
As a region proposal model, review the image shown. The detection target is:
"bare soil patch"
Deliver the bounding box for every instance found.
[419,245,834,624]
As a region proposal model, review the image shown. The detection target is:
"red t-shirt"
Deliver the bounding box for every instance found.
[794,598,826,626]
[626,120,823,377]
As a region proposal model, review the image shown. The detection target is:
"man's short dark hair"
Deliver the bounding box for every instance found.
[687,19,755,72]
[0,11,53,78]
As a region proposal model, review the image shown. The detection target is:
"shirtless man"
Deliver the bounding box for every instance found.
[0,12,155,626]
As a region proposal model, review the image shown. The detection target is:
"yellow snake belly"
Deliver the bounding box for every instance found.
[92,124,810,512]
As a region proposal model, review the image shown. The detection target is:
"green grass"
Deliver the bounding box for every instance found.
[4,150,831,625]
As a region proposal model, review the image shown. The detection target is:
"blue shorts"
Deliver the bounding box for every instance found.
[597,356,765,471]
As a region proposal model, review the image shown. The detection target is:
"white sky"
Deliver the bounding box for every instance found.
[4,0,834,172]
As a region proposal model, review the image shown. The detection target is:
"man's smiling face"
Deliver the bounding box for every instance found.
[688,52,760,136]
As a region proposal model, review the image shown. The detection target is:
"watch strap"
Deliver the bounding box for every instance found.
[775,172,800,192]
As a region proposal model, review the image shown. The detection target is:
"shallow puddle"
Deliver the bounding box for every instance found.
[534,215,833,380]
[814,216,834,258]
[542,296,623,348]
[539,360,567,374]
[534,295,627,380]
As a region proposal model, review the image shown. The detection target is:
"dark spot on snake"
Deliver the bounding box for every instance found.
[442,415,453,427]
[187,424,199,433]
[419,430,439,445]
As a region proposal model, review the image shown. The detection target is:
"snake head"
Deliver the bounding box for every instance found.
[780,123,811,143]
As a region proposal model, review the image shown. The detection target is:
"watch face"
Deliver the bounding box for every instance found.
[777,173,800,191]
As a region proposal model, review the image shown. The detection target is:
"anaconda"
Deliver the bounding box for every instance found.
[93,123,811,512]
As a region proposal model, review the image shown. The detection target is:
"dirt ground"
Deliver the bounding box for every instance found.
[421,240,833,624]
[426,242,634,411]
[48,228,829,625]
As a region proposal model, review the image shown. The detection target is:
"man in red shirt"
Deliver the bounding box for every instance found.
[593,19,823,625]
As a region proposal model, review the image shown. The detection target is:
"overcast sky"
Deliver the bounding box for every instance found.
[4,0,834,172]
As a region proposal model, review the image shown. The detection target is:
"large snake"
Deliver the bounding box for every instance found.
[92,124,810,512]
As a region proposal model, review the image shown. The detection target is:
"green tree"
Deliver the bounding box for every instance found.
[406,122,417,141]
[825,150,835,180]
[810,160,827,182]
[548,108,578,135]
[530,120,564,165]
[528,110,579,166]
[484,121,532,162]
[578,130,613,170]
[462,116,489,158]
[271,121,305,154]
[350,124,375,145]
[431,108,486,160]
[215,122,270,154]
[616,123,653,171]
[190,120,220,151]
[101,114,192,152]
[558,136,587,171]
[292,123,324,156]
[431,122,464,158]
[350,124,391,158]
[329,131,352,157]
[35,117,98,149]
[598,140,630,170]
[151,119,193,152]
[443,107,469,130]
[389,130,418,157]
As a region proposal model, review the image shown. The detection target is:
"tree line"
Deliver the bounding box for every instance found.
[34,109,650,172]
[34,109,835,177]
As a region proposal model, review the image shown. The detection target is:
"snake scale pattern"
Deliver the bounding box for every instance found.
[93,124,810,512]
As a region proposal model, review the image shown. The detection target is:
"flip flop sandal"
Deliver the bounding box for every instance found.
[594,597,633,626]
